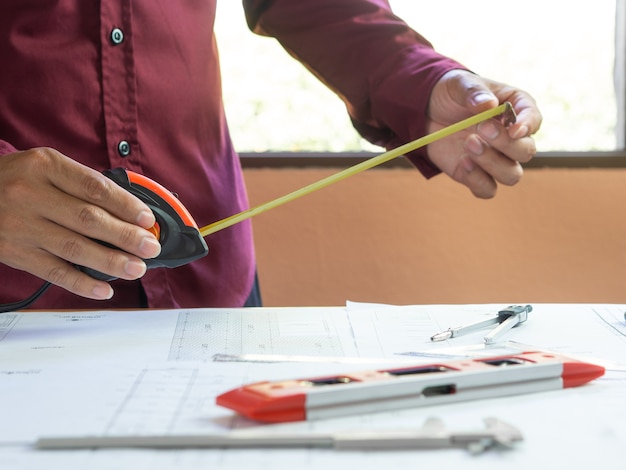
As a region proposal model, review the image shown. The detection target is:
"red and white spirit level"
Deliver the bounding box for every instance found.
[216,351,605,423]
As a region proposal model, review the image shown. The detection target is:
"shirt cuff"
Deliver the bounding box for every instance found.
[0,140,18,156]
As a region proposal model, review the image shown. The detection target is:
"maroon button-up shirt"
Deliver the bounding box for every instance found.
[0,0,463,309]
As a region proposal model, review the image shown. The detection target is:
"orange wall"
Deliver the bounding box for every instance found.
[243,167,626,306]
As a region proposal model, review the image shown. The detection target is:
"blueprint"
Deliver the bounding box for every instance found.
[1,303,625,469]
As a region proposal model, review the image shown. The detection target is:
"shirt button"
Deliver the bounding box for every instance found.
[117,140,131,157]
[110,28,124,45]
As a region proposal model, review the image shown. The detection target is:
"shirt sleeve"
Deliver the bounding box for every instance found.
[242,0,468,177]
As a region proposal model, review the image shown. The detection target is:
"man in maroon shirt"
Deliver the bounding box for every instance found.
[0,1,541,310]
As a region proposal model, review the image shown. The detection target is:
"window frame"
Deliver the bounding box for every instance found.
[616,0,626,149]
[239,151,626,170]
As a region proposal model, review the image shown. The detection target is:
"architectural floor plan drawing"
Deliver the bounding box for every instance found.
[1,303,625,469]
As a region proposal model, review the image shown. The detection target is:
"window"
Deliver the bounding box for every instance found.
[215,1,619,154]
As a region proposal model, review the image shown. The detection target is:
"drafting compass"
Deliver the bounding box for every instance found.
[430,304,532,345]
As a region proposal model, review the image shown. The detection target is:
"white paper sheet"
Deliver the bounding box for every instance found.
[1,303,625,469]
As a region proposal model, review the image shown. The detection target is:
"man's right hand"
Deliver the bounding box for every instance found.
[0,148,161,299]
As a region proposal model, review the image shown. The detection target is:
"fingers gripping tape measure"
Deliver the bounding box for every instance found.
[0,169,208,312]
[79,168,209,281]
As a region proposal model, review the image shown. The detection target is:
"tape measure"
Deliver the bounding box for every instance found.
[0,169,208,312]
[0,103,514,311]
[78,168,208,281]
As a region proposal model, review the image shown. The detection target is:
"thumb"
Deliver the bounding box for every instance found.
[448,70,499,113]
[469,88,499,112]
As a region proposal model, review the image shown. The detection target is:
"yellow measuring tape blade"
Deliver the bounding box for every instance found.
[199,102,513,237]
